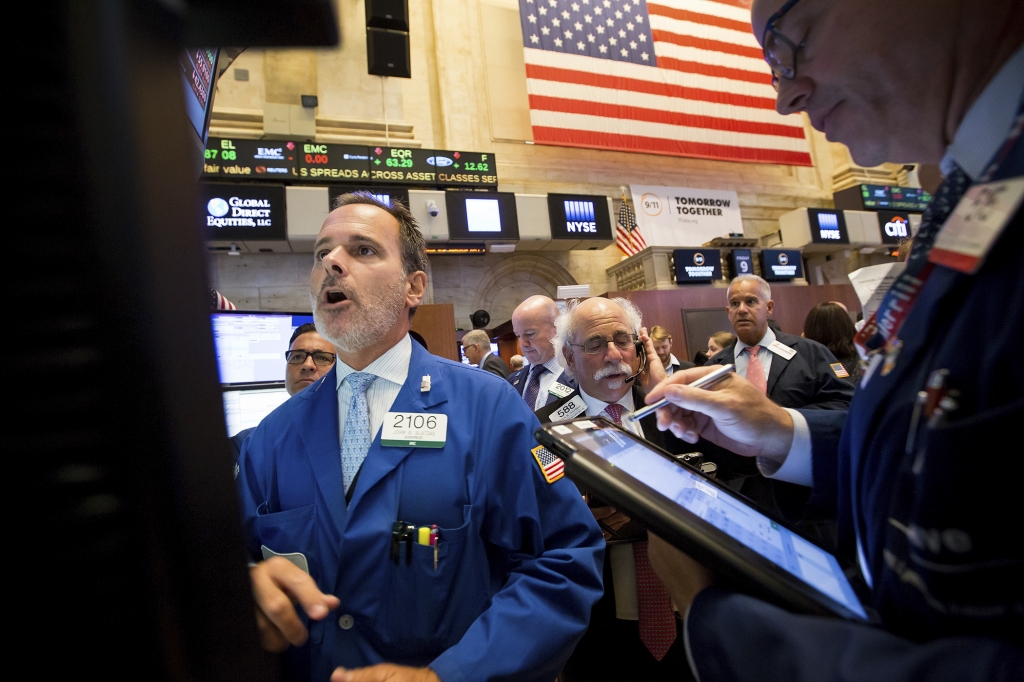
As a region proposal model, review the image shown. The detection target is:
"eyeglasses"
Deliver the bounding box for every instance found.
[571,333,638,355]
[762,0,805,91]
[285,349,337,366]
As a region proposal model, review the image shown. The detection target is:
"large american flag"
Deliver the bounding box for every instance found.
[517,0,812,165]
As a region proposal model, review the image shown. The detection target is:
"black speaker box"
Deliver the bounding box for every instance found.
[365,0,409,31]
[367,27,411,78]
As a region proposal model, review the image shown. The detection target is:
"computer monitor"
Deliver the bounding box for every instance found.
[222,384,292,437]
[211,311,315,385]
[180,47,219,149]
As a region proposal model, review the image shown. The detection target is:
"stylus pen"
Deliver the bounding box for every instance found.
[624,364,736,423]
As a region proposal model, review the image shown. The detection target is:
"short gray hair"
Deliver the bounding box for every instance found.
[729,274,771,302]
[462,329,490,350]
[553,297,643,378]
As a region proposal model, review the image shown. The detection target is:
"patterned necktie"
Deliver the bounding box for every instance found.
[746,345,767,394]
[523,364,548,409]
[341,372,377,493]
[602,402,677,661]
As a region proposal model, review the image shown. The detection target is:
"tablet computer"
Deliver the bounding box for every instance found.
[535,417,873,622]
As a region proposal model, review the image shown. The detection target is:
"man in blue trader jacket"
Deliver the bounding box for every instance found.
[642,0,1024,679]
[237,192,604,682]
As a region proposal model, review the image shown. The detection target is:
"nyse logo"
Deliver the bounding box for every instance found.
[884,216,909,238]
[564,200,597,233]
[817,212,842,240]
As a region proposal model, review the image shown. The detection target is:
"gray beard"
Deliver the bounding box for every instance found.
[311,276,407,354]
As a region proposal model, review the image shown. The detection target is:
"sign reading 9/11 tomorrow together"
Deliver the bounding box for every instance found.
[630,185,744,247]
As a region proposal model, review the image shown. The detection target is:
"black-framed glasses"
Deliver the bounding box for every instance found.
[571,333,639,356]
[762,0,805,91]
[285,349,337,366]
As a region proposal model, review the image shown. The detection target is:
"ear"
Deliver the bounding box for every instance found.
[563,345,576,376]
[766,299,774,317]
[405,271,427,308]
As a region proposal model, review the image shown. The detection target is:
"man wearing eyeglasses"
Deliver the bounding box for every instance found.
[284,323,338,395]
[537,297,689,682]
[642,0,1024,679]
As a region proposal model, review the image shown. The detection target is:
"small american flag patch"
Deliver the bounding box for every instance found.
[532,445,565,484]
[830,362,850,378]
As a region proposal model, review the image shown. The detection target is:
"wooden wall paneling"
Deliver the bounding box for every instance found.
[410,303,459,362]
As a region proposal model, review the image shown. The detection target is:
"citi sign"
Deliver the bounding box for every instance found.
[884,215,909,238]
[564,200,597,233]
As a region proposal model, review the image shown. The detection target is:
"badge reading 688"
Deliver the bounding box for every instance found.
[382,412,448,448]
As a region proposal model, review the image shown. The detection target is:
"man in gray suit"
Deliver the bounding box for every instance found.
[462,329,509,378]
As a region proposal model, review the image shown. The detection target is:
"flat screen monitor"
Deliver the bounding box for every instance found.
[761,249,804,281]
[445,191,519,241]
[328,185,410,210]
[222,384,291,437]
[180,47,218,146]
[877,211,913,245]
[730,248,753,277]
[808,209,849,245]
[546,193,614,242]
[673,248,722,283]
[198,182,287,242]
[211,312,315,385]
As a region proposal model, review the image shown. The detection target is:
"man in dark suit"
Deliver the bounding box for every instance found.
[507,295,577,408]
[461,329,509,378]
[643,0,1024,678]
[536,297,693,682]
[702,275,853,535]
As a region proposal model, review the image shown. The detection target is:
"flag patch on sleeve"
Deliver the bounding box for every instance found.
[830,362,850,378]
[532,445,565,484]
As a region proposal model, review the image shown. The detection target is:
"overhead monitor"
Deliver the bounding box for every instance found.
[861,184,931,212]
[730,249,753,277]
[445,191,519,241]
[877,210,913,245]
[298,143,371,182]
[211,312,315,385]
[761,249,804,281]
[673,249,722,283]
[198,182,287,242]
[808,209,849,245]
[222,384,292,437]
[546,193,614,242]
[202,137,298,179]
[180,47,218,147]
[327,185,410,210]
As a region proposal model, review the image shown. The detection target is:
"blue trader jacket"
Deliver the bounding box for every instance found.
[237,341,604,682]
[685,130,1024,680]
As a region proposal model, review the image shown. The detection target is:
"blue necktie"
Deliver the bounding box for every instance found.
[341,372,377,493]
[523,364,548,409]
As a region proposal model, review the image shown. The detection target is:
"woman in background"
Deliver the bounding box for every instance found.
[706,331,736,359]
[803,302,861,384]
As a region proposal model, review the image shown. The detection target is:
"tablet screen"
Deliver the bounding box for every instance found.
[562,422,868,619]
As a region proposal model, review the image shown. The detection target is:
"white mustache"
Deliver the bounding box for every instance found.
[593,362,632,381]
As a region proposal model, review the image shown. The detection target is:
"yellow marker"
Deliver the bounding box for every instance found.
[417,526,432,546]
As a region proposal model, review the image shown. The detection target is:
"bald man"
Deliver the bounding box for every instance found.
[508,295,577,409]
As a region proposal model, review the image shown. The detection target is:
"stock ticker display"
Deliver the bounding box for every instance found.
[861,184,932,212]
[204,138,498,189]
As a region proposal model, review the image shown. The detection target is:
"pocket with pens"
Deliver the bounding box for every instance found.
[391,521,441,572]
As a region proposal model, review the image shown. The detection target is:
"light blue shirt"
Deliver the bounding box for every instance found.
[733,327,776,381]
[336,335,411,444]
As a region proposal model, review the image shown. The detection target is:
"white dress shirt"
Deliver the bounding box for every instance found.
[335,335,411,445]
[529,355,569,410]
[733,327,776,380]
[664,353,681,376]
[762,44,1024,492]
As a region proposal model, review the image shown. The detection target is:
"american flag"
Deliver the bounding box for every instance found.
[532,445,565,483]
[209,288,237,310]
[517,0,812,165]
[616,196,647,256]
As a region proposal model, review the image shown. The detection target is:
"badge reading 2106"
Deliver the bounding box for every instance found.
[382,412,448,448]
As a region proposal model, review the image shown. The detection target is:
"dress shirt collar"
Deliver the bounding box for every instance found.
[734,327,776,359]
[941,44,1024,180]
[335,334,411,390]
[668,353,680,367]
[579,385,635,418]
[539,354,563,377]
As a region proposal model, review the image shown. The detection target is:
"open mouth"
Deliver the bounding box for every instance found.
[325,290,348,304]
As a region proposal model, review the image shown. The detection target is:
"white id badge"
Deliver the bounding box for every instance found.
[768,340,797,360]
[548,382,575,398]
[382,412,448,448]
[930,176,1024,273]
[552,396,587,421]
[261,545,310,574]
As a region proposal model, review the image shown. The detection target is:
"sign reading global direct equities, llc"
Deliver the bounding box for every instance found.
[198,183,286,241]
